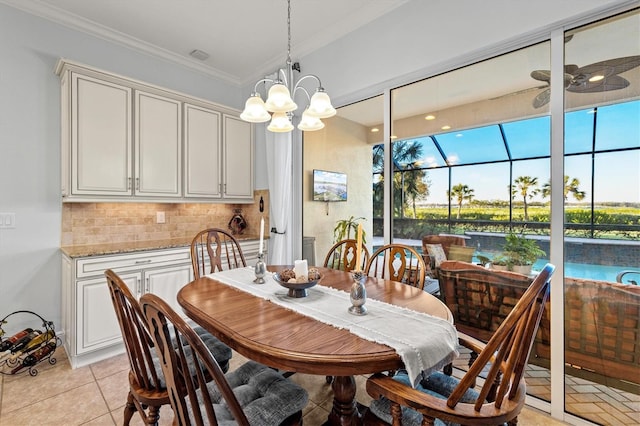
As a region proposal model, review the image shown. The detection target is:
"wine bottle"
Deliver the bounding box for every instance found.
[7,330,55,362]
[0,328,34,352]
[10,342,57,374]
[0,330,41,362]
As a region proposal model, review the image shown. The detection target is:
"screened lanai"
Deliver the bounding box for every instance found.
[304,7,639,426]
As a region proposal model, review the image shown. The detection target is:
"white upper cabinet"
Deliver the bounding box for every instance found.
[70,73,133,196]
[135,91,182,197]
[184,103,222,198]
[57,60,254,203]
[223,114,254,199]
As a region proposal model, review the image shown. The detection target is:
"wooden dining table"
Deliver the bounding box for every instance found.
[177,266,453,425]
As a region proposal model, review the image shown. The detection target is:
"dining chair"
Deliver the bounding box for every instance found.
[105,269,232,425]
[323,238,370,272]
[191,228,247,279]
[366,244,427,290]
[140,292,309,426]
[365,263,555,426]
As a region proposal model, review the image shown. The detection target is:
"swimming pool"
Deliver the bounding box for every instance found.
[530,260,639,283]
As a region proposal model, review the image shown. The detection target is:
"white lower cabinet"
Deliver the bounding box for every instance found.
[61,240,261,368]
[62,246,193,368]
[77,272,139,356]
[144,264,193,319]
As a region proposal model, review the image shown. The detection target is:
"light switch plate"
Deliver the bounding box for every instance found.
[156,211,165,224]
[0,213,16,229]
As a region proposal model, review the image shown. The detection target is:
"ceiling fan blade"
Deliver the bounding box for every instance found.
[530,70,574,87]
[564,64,579,75]
[532,88,550,108]
[567,75,630,93]
[574,55,640,78]
[530,69,550,82]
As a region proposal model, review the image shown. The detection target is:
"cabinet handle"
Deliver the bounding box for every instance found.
[137,278,142,297]
[145,277,150,293]
[223,183,227,193]
[135,177,140,190]
[135,259,152,264]
[127,177,132,190]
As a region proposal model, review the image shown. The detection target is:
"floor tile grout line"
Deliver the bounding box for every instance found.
[88,363,118,425]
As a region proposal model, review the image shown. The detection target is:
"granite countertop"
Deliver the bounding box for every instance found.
[61,234,261,258]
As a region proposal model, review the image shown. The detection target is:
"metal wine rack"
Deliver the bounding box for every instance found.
[0,310,60,376]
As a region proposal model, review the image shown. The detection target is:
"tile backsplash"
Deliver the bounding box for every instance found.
[61,190,269,246]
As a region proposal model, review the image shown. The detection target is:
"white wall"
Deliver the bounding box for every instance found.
[0,4,243,331]
[303,116,373,264]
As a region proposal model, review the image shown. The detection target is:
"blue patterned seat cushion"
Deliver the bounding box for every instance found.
[369,370,483,426]
[188,360,308,425]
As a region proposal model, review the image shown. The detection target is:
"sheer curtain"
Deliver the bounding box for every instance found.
[265,131,293,264]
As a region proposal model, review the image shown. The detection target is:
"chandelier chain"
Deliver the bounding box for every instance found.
[287,0,292,62]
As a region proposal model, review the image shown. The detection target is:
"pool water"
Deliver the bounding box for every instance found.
[471,252,638,283]
[531,260,639,283]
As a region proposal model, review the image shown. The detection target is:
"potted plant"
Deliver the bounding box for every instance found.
[333,216,367,244]
[492,233,546,274]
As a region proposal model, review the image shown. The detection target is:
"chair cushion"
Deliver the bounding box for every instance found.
[192,326,233,372]
[447,245,476,262]
[369,370,483,426]
[190,360,308,425]
[150,326,232,388]
[425,244,447,267]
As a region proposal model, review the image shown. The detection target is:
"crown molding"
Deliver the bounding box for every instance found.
[0,0,242,86]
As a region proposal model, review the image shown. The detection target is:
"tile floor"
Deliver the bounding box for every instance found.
[0,346,569,426]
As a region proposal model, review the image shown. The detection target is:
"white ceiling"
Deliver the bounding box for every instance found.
[2,0,637,127]
[2,0,409,86]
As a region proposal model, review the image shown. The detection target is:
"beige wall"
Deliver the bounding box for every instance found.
[61,190,269,245]
[303,116,373,265]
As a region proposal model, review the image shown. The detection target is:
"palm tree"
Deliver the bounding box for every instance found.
[448,184,475,219]
[372,140,427,218]
[542,175,586,202]
[512,176,540,221]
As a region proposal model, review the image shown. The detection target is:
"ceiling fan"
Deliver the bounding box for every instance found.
[530,55,640,108]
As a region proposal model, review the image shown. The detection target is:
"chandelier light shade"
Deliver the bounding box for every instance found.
[239,94,271,123]
[264,83,298,113]
[240,0,336,133]
[298,108,325,131]
[267,112,295,132]
[307,89,336,118]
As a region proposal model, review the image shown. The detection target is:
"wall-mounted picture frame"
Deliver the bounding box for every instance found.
[313,169,347,202]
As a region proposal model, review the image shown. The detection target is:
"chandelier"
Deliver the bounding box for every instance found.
[240,0,336,132]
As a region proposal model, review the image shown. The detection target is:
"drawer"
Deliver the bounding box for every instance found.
[76,247,191,279]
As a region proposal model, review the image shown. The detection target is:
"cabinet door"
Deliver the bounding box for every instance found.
[76,272,139,354]
[135,91,182,197]
[143,264,193,318]
[184,104,222,198]
[71,73,132,196]
[223,115,254,199]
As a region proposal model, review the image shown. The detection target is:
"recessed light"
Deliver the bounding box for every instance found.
[441,125,451,130]
[425,115,435,120]
[371,127,379,132]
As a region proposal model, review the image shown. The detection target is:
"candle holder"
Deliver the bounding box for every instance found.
[253,253,266,284]
[348,271,367,315]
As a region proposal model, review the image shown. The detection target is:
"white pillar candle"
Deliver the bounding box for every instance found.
[293,259,308,278]
[258,217,264,255]
[355,223,363,271]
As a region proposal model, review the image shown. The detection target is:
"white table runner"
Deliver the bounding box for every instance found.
[206,267,459,386]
